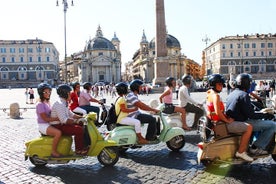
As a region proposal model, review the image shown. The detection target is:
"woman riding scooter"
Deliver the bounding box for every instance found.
[115,82,148,144]
[206,74,253,162]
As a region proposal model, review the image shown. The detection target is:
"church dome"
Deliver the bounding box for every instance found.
[149,34,181,49]
[84,26,116,51]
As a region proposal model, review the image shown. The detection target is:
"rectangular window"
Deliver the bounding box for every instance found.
[2,57,6,62]
[28,48,33,53]
[10,48,16,53]
[252,43,256,48]
[261,51,264,56]
[269,51,272,56]
[0,48,7,53]
[19,48,24,53]
[268,43,273,48]
[253,51,256,56]
[3,73,7,79]
[11,57,15,62]
[29,57,32,62]
[45,47,50,53]
[222,53,226,58]
[244,43,250,48]
[222,44,226,49]
[261,43,265,48]
[230,44,233,49]
[237,44,241,49]
[46,57,50,62]
[38,56,41,62]
[230,52,233,57]
[238,52,241,57]
[245,52,249,57]
[20,57,24,62]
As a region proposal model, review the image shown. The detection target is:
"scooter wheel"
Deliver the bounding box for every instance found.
[97,147,119,166]
[166,135,185,152]
[29,155,47,167]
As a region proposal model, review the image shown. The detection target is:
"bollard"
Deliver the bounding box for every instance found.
[9,103,20,119]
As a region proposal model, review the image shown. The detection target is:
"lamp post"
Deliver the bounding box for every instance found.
[56,0,74,83]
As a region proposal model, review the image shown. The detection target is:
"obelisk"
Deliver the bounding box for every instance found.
[152,0,169,85]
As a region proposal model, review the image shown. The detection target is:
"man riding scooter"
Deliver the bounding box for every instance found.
[226,73,275,155]
[126,79,160,141]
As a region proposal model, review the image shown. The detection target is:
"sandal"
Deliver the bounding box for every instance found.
[182,127,192,131]
[76,148,89,156]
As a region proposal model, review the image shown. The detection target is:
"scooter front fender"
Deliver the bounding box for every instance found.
[107,126,137,146]
[163,127,185,142]
[88,139,118,156]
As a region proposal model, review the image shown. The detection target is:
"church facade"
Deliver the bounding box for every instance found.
[65,26,122,84]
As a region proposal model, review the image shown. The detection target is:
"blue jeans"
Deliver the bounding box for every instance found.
[79,105,100,121]
[248,119,275,150]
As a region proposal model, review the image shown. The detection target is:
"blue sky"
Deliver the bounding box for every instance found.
[1,0,276,68]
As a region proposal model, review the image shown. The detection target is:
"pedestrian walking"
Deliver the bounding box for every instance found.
[29,87,35,104]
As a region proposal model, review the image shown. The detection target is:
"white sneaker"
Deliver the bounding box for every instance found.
[235,151,254,162]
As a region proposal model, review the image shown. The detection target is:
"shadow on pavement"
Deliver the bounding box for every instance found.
[205,162,276,183]
[30,163,141,184]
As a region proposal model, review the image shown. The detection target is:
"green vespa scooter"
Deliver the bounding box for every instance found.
[25,112,119,167]
[104,104,185,153]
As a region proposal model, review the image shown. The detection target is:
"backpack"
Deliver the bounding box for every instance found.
[105,97,121,130]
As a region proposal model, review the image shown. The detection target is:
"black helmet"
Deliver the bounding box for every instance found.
[208,74,225,88]
[130,79,143,92]
[165,77,175,87]
[83,82,92,90]
[235,73,252,91]
[115,82,128,95]
[57,84,72,99]
[72,82,80,90]
[182,75,192,85]
[37,83,52,100]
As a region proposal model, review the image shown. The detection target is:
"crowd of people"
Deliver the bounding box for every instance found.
[32,73,276,161]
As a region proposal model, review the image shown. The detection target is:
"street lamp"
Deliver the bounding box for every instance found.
[56,0,74,83]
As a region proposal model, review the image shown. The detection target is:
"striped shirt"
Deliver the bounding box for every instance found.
[50,97,74,125]
[126,92,140,117]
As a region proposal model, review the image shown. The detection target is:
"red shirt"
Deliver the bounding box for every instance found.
[69,92,79,111]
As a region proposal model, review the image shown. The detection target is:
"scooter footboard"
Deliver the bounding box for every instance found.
[163,127,185,142]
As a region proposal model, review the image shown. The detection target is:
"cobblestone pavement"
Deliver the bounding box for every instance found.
[0,88,276,184]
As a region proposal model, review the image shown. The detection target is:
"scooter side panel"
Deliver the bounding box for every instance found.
[25,136,73,157]
[109,128,137,146]
[163,127,185,142]
[203,136,240,161]
[88,140,118,156]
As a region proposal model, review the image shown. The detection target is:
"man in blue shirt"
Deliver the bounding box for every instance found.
[226,73,275,155]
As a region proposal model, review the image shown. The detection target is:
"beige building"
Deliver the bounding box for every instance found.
[204,33,276,79]
[0,38,59,88]
[123,30,201,83]
[61,26,122,84]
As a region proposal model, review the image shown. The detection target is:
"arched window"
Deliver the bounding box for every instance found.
[258,60,266,73]
[228,61,236,74]
[17,66,27,80]
[244,60,251,73]
[0,67,9,80]
[36,66,44,80]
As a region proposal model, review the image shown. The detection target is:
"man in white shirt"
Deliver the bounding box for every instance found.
[178,75,204,128]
